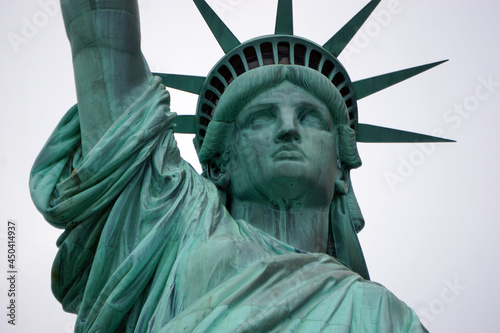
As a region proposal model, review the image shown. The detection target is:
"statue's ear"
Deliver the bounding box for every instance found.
[207,159,231,190]
[334,164,349,195]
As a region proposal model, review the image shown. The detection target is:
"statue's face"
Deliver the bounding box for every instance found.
[228,82,339,207]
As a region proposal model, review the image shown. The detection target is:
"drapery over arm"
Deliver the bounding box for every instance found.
[29,78,179,315]
[30,78,173,229]
[30,76,226,332]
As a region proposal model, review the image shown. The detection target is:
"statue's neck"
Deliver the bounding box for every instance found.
[229,197,330,253]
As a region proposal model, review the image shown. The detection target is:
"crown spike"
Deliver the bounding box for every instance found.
[356,124,455,143]
[353,60,448,100]
[323,0,381,57]
[275,0,293,35]
[154,73,206,94]
[193,0,241,54]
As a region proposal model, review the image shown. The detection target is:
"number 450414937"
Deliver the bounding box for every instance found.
[7,221,16,270]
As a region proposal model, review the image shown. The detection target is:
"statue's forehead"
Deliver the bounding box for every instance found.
[242,82,324,105]
[238,82,331,117]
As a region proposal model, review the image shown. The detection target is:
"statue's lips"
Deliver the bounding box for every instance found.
[271,144,305,161]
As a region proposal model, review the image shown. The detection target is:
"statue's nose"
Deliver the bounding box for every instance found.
[275,111,301,143]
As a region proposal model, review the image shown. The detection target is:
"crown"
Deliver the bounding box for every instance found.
[154,0,453,154]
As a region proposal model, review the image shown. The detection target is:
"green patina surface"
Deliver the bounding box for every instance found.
[28,0,445,331]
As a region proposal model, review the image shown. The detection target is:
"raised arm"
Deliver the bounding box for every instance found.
[62,0,151,155]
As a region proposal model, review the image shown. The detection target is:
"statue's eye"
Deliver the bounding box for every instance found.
[298,109,328,130]
[244,108,276,129]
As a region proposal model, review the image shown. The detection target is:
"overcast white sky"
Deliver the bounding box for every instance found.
[1,0,499,332]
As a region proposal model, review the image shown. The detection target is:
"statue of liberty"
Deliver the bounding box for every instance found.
[30,0,450,331]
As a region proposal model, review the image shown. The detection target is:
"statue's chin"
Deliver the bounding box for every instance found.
[261,178,334,210]
[228,159,335,209]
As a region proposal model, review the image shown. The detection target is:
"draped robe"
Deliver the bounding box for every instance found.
[30,77,427,332]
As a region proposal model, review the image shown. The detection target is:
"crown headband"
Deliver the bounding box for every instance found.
[154,0,453,153]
